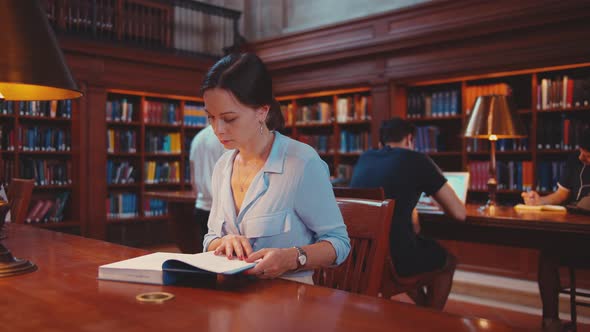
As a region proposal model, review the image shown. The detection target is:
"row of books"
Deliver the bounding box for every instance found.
[407,89,460,118]
[335,96,370,123]
[537,118,588,150]
[106,99,135,122]
[465,138,529,152]
[107,161,136,185]
[0,125,15,150]
[295,102,332,124]
[464,83,511,115]
[16,100,73,118]
[468,161,534,191]
[298,135,332,154]
[25,192,70,224]
[340,131,370,153]
[144,161,181,184]
[107,129,137,153]
[20,159,72,186]
[19,126,71,152]
[107,193,138,219]
[145,132,181,153]
[537,161,567,192]
[184,104,208,127]
[537,76,590,110]
[0,100,14,115]
[0,160,14,186]
[414,126,441,153]
[143,100,181,125]
[145,199,168,217]
[281,104,295,126]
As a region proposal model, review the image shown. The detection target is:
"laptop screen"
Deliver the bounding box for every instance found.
[417,172,470,209]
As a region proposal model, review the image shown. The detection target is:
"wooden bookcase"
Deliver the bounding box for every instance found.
[277,87,373,184]
[396,62,590,205]
[104,89,205,245]
[0,99,82,233]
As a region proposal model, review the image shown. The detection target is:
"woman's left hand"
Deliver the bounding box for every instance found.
[244,248,298,279]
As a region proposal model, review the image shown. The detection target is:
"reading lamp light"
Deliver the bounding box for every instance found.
[0,0,82,277]
[463,95,526,209]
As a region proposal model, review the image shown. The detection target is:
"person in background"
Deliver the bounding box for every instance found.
[189,124,225,248]
[521,126,590,331]
[201,53,350,285]
[349,117,466,309]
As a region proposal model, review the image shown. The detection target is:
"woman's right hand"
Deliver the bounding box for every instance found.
[521,190,541,205]
[214,234,253,260]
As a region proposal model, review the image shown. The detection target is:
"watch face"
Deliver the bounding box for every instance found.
[298,254,307,266]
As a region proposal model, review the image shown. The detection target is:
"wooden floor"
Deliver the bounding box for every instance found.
[143,243,590,331]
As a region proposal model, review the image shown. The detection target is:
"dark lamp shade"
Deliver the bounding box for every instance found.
[462,95,526,139]
[0,0,82,100]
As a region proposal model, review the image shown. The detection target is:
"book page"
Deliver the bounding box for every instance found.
[168,251,257,274]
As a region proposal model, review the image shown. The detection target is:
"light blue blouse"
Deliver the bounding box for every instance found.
[203,132,350,278]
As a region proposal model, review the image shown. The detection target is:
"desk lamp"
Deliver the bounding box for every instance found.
[0,0,82,277]
[462,95,526,209]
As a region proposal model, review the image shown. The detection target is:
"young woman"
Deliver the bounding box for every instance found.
[201,53,350,284]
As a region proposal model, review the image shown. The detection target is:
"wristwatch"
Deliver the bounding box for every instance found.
[294,246,307,269]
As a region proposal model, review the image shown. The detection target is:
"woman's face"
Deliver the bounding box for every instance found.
[204,88,267,150]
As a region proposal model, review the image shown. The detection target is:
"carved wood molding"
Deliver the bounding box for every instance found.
[253,0,590,70]
[251,0,590,93]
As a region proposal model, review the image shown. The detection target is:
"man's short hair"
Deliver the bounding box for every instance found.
[581,125,590,150]
[380,117,416,145]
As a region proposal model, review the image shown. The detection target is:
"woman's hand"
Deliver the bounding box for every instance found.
[521,190,541,206]
[244,248,298,279]
[214,234,253,260]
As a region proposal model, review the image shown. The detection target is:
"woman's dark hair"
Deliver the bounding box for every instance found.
[379,117,416,145]
[200,53,284,131]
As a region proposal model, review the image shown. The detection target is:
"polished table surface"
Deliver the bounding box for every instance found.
[0,224,522,332]
[419,204,590,248]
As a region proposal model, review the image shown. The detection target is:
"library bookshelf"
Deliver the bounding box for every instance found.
[277,87,373,184]
[0,99,82,232]
[395,62,590,204]
[104,89,205,243]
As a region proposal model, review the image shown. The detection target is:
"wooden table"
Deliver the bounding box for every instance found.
[0,224,522,332]
[145,191,199,253]
[419,204,590,249]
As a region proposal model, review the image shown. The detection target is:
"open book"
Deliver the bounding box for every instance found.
[98,251,257,285]
[513,204,567,212]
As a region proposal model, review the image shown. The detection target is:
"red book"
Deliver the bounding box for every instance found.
[35,200,54,223]
[26,200,44,224]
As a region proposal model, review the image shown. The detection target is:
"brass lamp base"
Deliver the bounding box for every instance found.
[0,244,37,277]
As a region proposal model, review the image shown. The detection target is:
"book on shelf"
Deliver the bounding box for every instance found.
[514,204,566,212]
[98,251,257,285]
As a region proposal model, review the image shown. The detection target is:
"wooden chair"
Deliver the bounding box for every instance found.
[8,179,35,224]
[332,186,451,306]
[333,187,385,200]
[313,197,395,296]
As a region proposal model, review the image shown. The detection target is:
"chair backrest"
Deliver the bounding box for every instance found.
[9,179,35,224]
[314,197,395,296]
[333,187,385,200]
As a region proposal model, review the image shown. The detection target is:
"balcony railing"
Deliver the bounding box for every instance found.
[43,0,243,57]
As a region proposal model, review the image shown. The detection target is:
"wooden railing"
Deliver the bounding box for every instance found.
[43,0,243,57]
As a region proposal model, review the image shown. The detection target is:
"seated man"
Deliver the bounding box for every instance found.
[350,117,466,309]
[521,125,590,331]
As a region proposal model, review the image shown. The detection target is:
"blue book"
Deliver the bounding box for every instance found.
[98,251,258,285]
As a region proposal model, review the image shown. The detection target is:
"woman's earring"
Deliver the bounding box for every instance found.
[260,122,264,135]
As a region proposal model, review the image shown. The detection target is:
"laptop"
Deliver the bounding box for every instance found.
[416,172,470,214]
